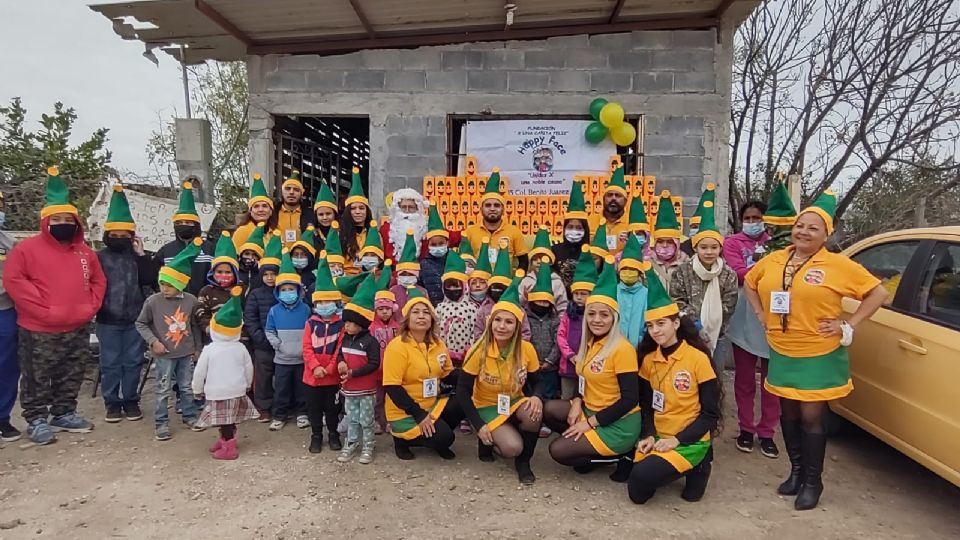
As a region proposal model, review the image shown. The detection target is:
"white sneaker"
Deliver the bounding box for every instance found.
[337,442,358,463]
[358,446,374,465]
[269,419,286,431]
[296,415,310,429]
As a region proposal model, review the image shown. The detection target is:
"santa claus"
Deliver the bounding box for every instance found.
[379,188,461,261]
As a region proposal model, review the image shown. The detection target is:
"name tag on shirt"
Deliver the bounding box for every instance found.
[423,378,438,398]
[578,376,586,396]
[488,247,499,264]
[770,291,791,314]
[284,229,297,243]
[606,235,617,250]
[497,393,511,416]
[652,389,666,412]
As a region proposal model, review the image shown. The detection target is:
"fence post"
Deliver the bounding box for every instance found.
[915,196,927,227]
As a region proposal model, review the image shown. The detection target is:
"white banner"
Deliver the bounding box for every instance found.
[464,120,616,197]
[87,183,218,252]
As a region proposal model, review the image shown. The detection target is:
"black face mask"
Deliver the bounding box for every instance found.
[105,237,133,252]
[174,224,196,241]
[573,303,585,316]
[530,302,553,317]
[489,286,506,302]
[240,257,259,271]
[49,223,78,242]
[443,288,463,302]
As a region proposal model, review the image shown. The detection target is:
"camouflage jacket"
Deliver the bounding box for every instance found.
[668,261,739,335]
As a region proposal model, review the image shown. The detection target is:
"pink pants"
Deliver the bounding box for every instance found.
[733,344,780,438]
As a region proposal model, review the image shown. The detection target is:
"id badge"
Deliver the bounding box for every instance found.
[487,247,499,264]
[652,389,666,412]
[606,235,617,250]
[284,229,297,243]
[423,378,438,398]
[497,393,511,416]
[578,375,586,396]
[770,291,791,315]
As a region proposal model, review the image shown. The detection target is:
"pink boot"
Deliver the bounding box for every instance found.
[213,437,238,460]
[209,437,224,453]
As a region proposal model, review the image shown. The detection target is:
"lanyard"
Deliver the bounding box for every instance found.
[416,341,435,378]
[779,252,813,332]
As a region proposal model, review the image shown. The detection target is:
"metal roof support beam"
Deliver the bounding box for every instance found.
[194,0,252,47]
[249,16,718,56]
[347,0,377,39]
[608,0,628,24]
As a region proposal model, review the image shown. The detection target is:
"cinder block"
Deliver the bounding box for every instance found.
[632,73,674,94]
[564,49,608,69]
[589,32,632,50]
[631,31,673,50]
[650,50,714,72]
[344,71,385,90]
[266,70,307,91]
[467,71,508,92]
[441,51,484,70]
[277,54,320,71]
[399,49,442,71]
[657,156,705,177]
[549,71,590,92]
[427,116,447,136]
[507,71,550,92]
[305,71,345,91]
[673,30,716,49]
[386,71,427,91]
[483,49,524,70]
[386,116,427,135]
[388,135,445,155]
[659,116,705,136]
[590,72,632,92]
[361,49,402,69]
[426,71,467,92]
[546,34,590,48]
[643,135,705,156]
[525,50,566,69]
[463,41,506,50]
[674,72,716,93]
[316,52,362,69]
[609,51,653,71]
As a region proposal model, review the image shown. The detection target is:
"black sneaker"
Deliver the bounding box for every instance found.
[328,432,343,451]
[735,432,754,453]
[758,437,780,459]
[123,402,143,422]
[309,435,323,454]
[104,404,123,424]
[0,421,21,442]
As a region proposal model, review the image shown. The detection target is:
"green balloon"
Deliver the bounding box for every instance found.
[584,122,608,144]
[589,98,609,121]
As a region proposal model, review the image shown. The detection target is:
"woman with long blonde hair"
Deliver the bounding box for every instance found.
[457,271,543,485]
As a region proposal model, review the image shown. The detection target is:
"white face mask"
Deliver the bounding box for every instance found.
[398,275,418,287]
[564,229,585,242]
[330,266,344,278]
[360,256,380,270]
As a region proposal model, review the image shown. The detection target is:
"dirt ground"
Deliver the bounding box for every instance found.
[1,372,958,540]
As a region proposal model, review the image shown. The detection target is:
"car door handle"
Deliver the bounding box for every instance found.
[898,339,928,355]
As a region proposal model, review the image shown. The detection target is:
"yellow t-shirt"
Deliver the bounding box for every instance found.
[276,206,303,248]
[232,221,275,251]
[343,229,368,276]
[577,335,639,412]
[640,341,716,440]
[745,247,881,357]
[463,340,539,408]
[382,336,453,422]
[463,222,529,263]
[587,213,632,255]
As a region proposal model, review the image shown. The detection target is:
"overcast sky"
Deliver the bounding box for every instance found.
[1,1,184,178]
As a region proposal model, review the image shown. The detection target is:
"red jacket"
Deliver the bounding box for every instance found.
[302,315,343,387]
[3,217,106,333]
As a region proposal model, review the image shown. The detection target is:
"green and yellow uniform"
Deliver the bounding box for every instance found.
[383,336,454,440]
[576,335,642,456]
[462,340,539,431]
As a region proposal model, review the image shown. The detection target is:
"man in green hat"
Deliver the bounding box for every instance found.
[463,169,529,271]
[152,178,215,296]
[95,183,154,423]
[5,166,107,444]
[276,169,314,250]
[588,165,632,255]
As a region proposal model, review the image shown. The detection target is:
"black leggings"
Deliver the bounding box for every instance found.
[780,398,827,434]
[627,450,713,504]
[219,424,236,440]
[543,399,612,467]
[305,385,340,437]
[400,397,465,450]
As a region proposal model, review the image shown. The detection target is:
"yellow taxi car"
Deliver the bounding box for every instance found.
[835,226,960,487]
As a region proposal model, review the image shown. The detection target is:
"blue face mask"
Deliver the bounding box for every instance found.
[429,246,448,258]
[743,222,765,238]
[315,302,337,317]
[635,233,647,247]
[360,255,380,270]
[278,290,299,305]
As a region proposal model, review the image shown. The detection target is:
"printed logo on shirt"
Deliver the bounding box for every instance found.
[589,357,605,374]
[673,370,692,392]
[481,372,500,386]
[803,268,825,285]
[164,306,190,347]
[437,353,448,368]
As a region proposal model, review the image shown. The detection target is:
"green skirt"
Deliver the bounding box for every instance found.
[580,407,642,457]
[765,346,853,402]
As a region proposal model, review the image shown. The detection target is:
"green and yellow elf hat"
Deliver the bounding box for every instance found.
[692,200,724,247]
[480,168,505,204]
[689,183,716,227]
[172,178,200,223]
[565,180,588,220]
[471,237,493,281]
[627,195,649,234]
[312,253,343,303]
[492,270,526,322]
[488,239,514,287]
[344,167,368,207]
[571,245,599,293]
[652,191,681,241]
[291,224,318,257]
[587,256,619,313]
[374,260,397,303]
[158,237,202,290]
[358,220,384,259]
[396,228,421,272]
[527,255,555,305]
[282,169,303,191]
[644,267,679,321]
[345,272,377,321]
[528,226,554,263]
[313,180,338,212]
[426,200,448,240]
[619,233,651,272]
[401,285,434,317]
[41,166,78,219]
[104,183,136,232]
[211,231,239,269]
[442,248,468,283]
[764,181,798,226]
[239,222,267,257]
[590,223,610,257]
[325,221,345,265]
[209,286,244,337]
[248,173,273,209]
[458,236,477,264]
[276,249,303,286]
[335,271,369,302]
[799,189,838,235]
[260,232,282,270]
[605,164,629,197]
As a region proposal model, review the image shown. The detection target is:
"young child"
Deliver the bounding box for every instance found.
[472,239,532,341]
[135,239,204,441]
[195,231,241,344]
[369,268,400,435]
[303,254,345,453]
[557,246,596,400]
[617,234,650,349]
[244,233,281,421]
[518,227,569,314]
[290,226,318,294]
[419,200,451,306]
[265,251,311,431]
[524,256,560,437]
[237,222,266,290]
[337,273,382,464]
[390,229,428,309]
[192,287,258,460]
[433,251,476,366]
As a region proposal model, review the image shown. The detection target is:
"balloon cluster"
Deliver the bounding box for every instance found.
[584,98,637,147]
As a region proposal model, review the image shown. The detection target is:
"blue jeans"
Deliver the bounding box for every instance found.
[0,308,18,423]
[154,356,197,426]
[272,363,306,420]
[96,323,145,406]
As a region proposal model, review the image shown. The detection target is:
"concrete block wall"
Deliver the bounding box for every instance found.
[248,27,734,224]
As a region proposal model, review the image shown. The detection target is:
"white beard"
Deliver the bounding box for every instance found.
[389,213,428,255]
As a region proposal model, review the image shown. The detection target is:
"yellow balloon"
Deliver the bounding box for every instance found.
[599,102,625,128]
[610,122,637,146]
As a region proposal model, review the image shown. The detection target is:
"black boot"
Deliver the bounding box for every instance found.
[328,431,342,451]
[394,437,415,460]
[515,431,539,485]
[478,440,495,462]
[794,432,826,510]
[681,461,712,502]
[609,455,634,483]
[309,434,323,454]
[777,419,804,495]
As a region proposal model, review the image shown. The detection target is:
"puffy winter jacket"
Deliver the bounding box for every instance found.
[96,246,153,325]
[617,282,648,349]
[265,284,311,365]
[419,252,446,306]
[243,285,277,352]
